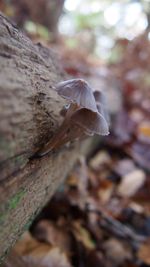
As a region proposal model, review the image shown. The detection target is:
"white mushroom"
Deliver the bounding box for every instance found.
[36,79,109,156]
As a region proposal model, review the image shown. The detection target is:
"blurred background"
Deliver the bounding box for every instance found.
[1,0,150,58]
[1,1,150,267]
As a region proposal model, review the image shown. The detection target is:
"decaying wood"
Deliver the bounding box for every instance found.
[0,13,97,261]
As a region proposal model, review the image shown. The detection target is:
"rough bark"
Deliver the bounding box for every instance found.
[0,13,96,261]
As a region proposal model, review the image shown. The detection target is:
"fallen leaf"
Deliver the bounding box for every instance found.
[14,232,40,255]
[89,151,111,170]
[137,121,150,144]
[25,246,72,267]
[113,159,136,177]
[117,169,146,197]
[33,220,71,253]
[72,221,95,250]
[137,239,150,265]
[98,179,114,204]
[14,231,72,267]
[103,238,132,265]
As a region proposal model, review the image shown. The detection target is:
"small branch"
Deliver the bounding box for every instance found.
[86,206,146,250]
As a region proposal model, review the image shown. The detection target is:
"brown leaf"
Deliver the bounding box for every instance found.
[72,221,95,250]
[117,169,146,197]
[89,151,111,170]
[98,179,114,204]
[137,239,150,265]
[103,238,132,265]
[25,246,72,267]
[14,231,72,267]
[33,220,71,253]
[137,121,150,144]
[14,232,40,255]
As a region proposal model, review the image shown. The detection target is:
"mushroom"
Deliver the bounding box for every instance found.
[70,108,109,136]
[93,90,110,125]
[56,79,98,116]
[36,79,109,157]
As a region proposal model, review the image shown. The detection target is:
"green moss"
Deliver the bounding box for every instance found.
[8,190,26,209]
[0,190,26,227]
[8,190,25,210]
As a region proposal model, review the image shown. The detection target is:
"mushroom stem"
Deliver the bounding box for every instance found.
[37,103,79,157]
[66,103,79,117]
[37,123,69,156]
[36,104,80,157]
[36,120,86,157]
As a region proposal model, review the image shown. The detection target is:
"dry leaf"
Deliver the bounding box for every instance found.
[14,231,72,267]
[137,240,150,265]
[24,246,72,267]
[89,151,111,169]
[137,121,150,144]
[72,221,95,250]
[117,169,146,197]
[14,232,40,255]
[98,179,114,203]
[113,159,136,177]
[34,220,71,253]
[103,238,132,265]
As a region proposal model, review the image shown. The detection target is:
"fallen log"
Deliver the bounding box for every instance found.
[0,12,100,261]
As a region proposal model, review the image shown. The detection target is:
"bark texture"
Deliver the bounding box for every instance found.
[0,13,95,261]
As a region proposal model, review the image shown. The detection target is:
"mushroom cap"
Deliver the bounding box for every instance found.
[56,79,98,113]
[96,103,110,125]
[93,90,107,106]
[70,108,109,136]
[94,90,110,124]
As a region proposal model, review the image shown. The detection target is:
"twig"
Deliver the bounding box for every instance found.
[86,206,146,251]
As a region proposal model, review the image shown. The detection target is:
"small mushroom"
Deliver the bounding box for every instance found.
[36,79,109,157]
[94,90,110,125]
[93,90,107,106]
[38,109,109,156]
[70,108,109,136]
[56,79,98,116]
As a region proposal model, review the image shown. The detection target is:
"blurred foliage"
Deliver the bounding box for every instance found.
[24,21,50,41]
[73,11,104,30]
[60,0,150,61]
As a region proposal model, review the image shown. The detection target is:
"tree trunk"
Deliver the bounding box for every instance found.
[0,12,96,262]
[11,0,65,36]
